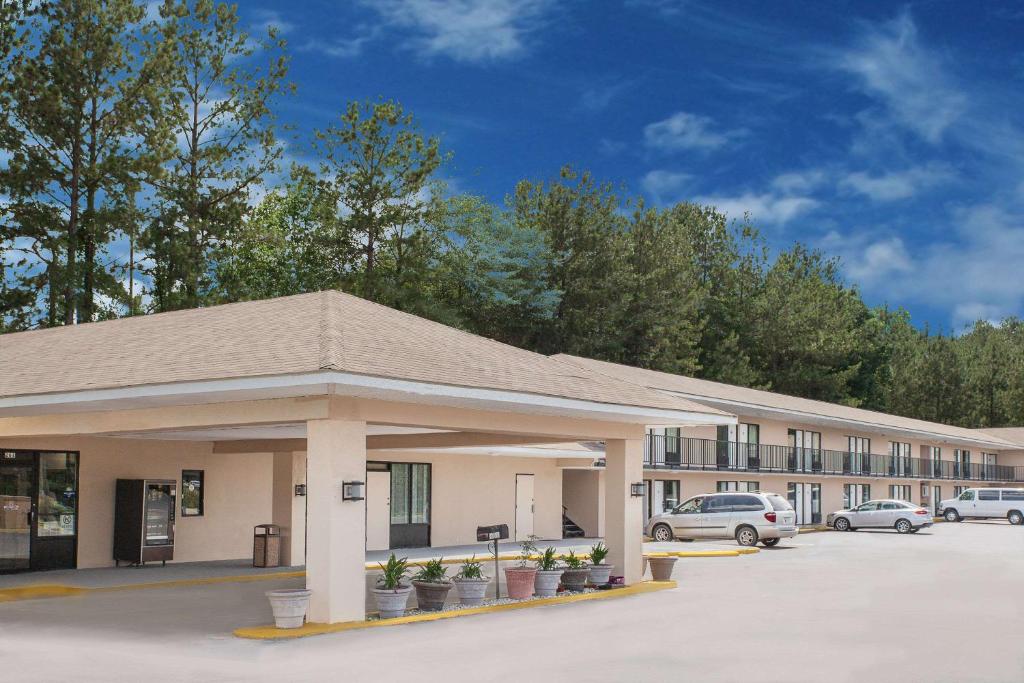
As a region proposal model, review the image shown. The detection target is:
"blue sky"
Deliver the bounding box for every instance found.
[238,0,1024,332]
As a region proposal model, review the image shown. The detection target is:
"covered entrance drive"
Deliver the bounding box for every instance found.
[0,291,733,625]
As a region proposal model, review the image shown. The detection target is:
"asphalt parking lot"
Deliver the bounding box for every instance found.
[1,521,1021,682]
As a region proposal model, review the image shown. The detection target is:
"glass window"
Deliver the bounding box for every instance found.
[181,469,204,517]
[390,464,410,524]
[705,495,733,511]
[674,496,704,514]
[1002,490,1024,501]
[978,489,1000,501]
[766,494,792,511]
[410,464,430,524]
[959,490,975,501]
[855,502,879,512]
[880,502,900,510]
[731,495,765,511]
[37,452,78,537]
[662,480,680,511]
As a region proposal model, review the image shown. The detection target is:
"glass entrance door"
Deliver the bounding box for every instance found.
[0,452,34,572]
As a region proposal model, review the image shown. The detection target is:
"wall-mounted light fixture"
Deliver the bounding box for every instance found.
[294,484,306,497]
[342,480,365,501]
[630,482,645,497]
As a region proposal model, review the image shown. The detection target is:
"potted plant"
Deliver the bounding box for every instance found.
[411,558,453,612]
[646,552,678,581]
[587,541,613,586]
[534,546,564,597]
[504,536,539,600]
[372,553,413,618]
[265,588,312,629]
[560,550,590,592]
[453,555,490,606]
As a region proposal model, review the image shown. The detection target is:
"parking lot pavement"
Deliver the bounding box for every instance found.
[2,521,1022,682]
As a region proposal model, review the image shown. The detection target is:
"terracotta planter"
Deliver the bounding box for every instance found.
[265,588,311,629]
[560,567,590,592]
[588,563,614,585]
[453,577,490,606]
[648,556,678,581]
[504,566,537,599]
[373,585,413,619]
[412,580,453,612]
[534,569,564,597]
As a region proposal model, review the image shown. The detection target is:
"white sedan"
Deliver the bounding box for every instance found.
[827,499,933,534]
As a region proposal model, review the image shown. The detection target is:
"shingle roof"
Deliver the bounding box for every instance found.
[0,291,729,419]
[977,428,1024,448]
[555,354,1020,449]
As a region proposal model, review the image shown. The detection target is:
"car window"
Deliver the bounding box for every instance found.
[704,495,734,512]
[1002,490,1024,501]
[673,497,704,514]
[766,494,792,511]
[855,502,879,512]
[978,490,1000,501]
[959,491,975,501]
[730,495,765,512]
[880,502,900,510]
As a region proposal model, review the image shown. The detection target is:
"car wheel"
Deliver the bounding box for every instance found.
[761,538,780,547]
[895,518,912,534]
[1008,510,1023,526]
[735,526,758,547]
[833,517,851,532]
[944,509,961,522]
[652,524,673,542]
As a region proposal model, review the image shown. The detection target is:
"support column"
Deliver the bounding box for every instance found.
[305,419,366,624]
[272,451,307,567]
[604,438,644,584]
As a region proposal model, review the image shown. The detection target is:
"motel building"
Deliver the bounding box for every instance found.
[0,291,733,624]
[3,291,1024,626]
[555,356,1024,537]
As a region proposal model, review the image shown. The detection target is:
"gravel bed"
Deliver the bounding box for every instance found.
[368,588,603,621]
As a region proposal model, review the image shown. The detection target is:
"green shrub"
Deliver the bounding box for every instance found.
[413,557,450,584]
[563,550,585,569]
[518,535,539,566]
[589,542,609,566]
[535,546,559,571]
[455,555,484,580]
[377,554,409,590]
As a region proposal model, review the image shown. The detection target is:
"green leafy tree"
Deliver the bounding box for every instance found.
[0,0,167,325]
[142,0,290,312]
[313,98,444,309]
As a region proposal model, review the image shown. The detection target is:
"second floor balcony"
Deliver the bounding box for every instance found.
[644,435,1024,483]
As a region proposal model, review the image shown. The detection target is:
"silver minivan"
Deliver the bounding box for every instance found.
[645,491,798,547]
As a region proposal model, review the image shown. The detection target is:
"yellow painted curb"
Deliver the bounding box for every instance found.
[0,584,88,602]
[644,547,759,558]
[798,526,831,534]
[233,580,678,640]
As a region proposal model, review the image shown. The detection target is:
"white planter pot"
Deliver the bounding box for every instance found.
[588,563,614,586]
[534,569,564,598]
[266,588,312,629]
[373,585,413,619]
[453,577,490,606]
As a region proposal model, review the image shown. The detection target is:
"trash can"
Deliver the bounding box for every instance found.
[253,524,282,568]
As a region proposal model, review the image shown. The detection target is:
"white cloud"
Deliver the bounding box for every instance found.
[580,80,632,112]
[250,9,295,36]
[834,11,966,144]
[692,191,818,225]
[771,169,827,194]
[361,0,555,63]
[838,164,954,202]
[301,29,378,59]
[643,111,746,152]
[821,202,1024,329]
[641,170,692,204]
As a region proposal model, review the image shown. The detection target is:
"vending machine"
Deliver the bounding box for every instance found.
[113,479,176,566]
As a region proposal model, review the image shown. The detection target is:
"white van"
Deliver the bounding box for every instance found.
[939,488,1024,525]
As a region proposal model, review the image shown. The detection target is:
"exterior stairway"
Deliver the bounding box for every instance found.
[562,507,586,538]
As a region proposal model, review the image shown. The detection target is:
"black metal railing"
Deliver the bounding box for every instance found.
[643,435,1024,483]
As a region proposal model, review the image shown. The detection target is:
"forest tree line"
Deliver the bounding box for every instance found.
[1,1,1022,429]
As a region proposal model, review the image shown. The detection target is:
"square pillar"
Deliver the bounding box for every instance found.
[305,419,367,624]
[272,451,307,567]
[604,438,644,584]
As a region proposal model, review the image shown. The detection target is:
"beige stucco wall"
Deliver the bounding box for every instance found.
[367,450,563,546]
[562,469,604,537]
[2,436,274,569]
